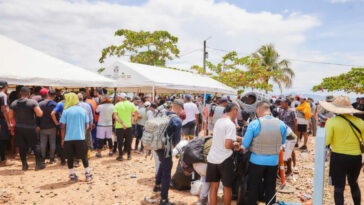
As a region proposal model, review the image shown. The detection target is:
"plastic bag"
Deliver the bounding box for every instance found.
[190,180,203,196]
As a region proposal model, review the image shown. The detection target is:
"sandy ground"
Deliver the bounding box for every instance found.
[0,133,363,205]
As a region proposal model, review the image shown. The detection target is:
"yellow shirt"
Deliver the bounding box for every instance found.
[325,114,364,155]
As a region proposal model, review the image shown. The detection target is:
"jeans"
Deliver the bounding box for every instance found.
[115,128,132,156]
[247,162,278,205]
[135,124,144,151]
[156,150,173,200]
[40,128,56,159]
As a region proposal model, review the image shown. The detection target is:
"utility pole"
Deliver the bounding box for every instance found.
[203,40,207,72]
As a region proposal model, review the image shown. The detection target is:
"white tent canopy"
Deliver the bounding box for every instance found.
[0,34,118,87]
[103,60,237,95]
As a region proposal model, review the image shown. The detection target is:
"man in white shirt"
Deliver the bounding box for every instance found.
[182,95,199,139]
[206,103,240,205]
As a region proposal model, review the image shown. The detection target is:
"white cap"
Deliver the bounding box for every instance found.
[144,101,151,107]
[118,93,127,99]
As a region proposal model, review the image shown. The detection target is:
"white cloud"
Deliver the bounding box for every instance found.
[0,0,352,94]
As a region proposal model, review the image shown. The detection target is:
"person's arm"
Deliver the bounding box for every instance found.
[61,124,66,147]
[8,109,14,122]
[133,110,139,124]
[242,123,255,149]
[325,119,333,146]
[1,105,11,129]
[280,121,287,145]
[225,122,239,149]
[225,139,234,149]
[51,110,60,126]
[171,117,182,147]
[113,112,126,129]
[34,106,43,118]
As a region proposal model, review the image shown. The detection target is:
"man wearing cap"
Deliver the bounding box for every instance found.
[0,81,13,166]
[153,99,183,205]
[113,93,138,161]
[9,87,44,170]
[295,97,312,150]
[322,96,364,205]
[182,95,200,139]
[38,89,58,164]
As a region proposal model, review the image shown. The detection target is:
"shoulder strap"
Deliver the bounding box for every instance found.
[339,115,362,135]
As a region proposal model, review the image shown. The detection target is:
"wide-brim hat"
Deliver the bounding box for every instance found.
[319,96,364,114]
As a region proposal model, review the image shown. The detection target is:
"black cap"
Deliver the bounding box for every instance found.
[282,98,291,103]
[220,97,228,103]
[133,96,141,101]
[0,81,8,89]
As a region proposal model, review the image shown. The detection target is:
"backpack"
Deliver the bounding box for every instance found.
[141,114,177,153]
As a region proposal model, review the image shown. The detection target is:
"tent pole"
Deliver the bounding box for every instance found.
[152,83,155,102]
[203,91,207,136]
[113,87,117,104]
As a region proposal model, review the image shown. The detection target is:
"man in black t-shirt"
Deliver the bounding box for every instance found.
[9,87,44,171]
[0,81,13,167]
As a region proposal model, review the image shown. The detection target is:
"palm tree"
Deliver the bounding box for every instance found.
[252,44,295,93]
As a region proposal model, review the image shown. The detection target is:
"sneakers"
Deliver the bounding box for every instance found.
[127,154,132,160]
[116,155,123,161]
[153,185,161,192]
[74,161,80,167]
[70,173,78,182]
[49,158,57,164]
[22,162,29,171]
[96,153,102,158]
[299,145,307,150]
[85,172,93,181]
[160,199,175,205]
[109,152,114,156]
[35,162,46,171]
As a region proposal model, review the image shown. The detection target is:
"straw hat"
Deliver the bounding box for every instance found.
[319,96,364,114]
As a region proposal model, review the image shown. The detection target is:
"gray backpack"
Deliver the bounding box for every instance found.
[142,114,177,153]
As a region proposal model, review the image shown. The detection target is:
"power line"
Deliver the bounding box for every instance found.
[179,48,202,57]
[206,46,364,67]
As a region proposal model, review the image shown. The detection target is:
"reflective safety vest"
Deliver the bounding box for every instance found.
[250,117,282,155]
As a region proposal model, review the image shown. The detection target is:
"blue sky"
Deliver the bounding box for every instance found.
[0,0,363,95]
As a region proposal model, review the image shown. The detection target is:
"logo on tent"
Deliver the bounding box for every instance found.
[113,66,119,73]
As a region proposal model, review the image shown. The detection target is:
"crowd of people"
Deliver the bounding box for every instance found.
[0,80,363,205]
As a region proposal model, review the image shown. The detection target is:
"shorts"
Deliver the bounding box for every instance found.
[15,127,38,147]
[63,140,88,159]
[182,121,195,137]
[297,124,307,133]
[283,139,296,161]
[0,119,10,140]
[206,156,234,188]
[96,126,112,139]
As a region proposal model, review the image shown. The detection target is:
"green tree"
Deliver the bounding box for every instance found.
[191,51,273,93]
[313,68,364,94]
[252,44,295,93]
[99,29,180,66]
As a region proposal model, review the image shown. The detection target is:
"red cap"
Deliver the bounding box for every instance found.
[40,88,49,96]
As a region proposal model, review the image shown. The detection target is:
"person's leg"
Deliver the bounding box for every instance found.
[135,125,141,150]
[159,155,173,200]
[209,182,219,205]
[311,116,317,136]
[347,155,362,205]
[292,150,296,167]
[264,165,278,204]
[286,159,292,176]
[200,176,210,201]
[330,152,346,205]
[153,151,161,174]
[303,131,308,147]
[124,128,133,158]
[39,130,48,159]
[116,129,123,157]
[247,163,264,205]
[0,140,6,161]
[223,186,232,205]
[49,129,56,161]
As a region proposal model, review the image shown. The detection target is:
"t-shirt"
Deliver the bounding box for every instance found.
[60,106,89,141]
[79,102,94,127]
[296,111,308,125]
[291,100,300,108]
[10,98,39,129]
[212,106,225,125]
[113,100,137,129]
[96,103,114,127]
[0,92,8,119]
[278,108,296,131]
[182,102,199,125]
[38,99,57,129]
[207,117,236,164]
[136,107,148,126]
[147,109,155,120]
[86,99,98,122]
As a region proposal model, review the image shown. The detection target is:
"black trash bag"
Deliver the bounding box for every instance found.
[170,159,192,190]
[182,138,205,165]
